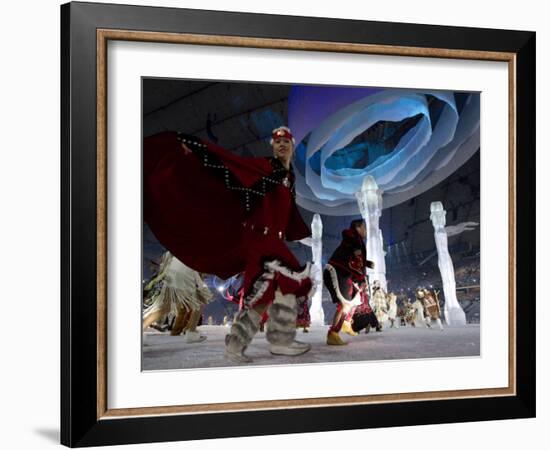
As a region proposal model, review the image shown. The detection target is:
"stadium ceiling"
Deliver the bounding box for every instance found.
[143,79,479,257]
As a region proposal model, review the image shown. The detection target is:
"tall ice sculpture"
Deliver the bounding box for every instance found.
[309,214,325,325]
[430,202,467,326]
[355,175,388,292]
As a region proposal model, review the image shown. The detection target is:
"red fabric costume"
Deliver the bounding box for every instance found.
[323,226,377,333]
[144,131,312,308]
[296,301,311,329]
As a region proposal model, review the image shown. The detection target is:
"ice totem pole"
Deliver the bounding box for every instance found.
[355,175,388,292]
[430,202,467,326]
[309,214,325,325]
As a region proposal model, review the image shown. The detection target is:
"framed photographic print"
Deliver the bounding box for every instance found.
[61,1,536,447]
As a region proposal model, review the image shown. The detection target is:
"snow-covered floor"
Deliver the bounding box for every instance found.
[142,324,480,370]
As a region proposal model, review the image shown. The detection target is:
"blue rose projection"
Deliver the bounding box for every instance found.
[288,85,480,215]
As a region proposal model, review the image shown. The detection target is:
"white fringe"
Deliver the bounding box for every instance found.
[244,271,276,307]
[246,260,312,307]
[324,264,355,306]
[143,284,212,319]
[264,260,311,281]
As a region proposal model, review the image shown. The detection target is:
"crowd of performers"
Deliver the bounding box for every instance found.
[143,125,443,364]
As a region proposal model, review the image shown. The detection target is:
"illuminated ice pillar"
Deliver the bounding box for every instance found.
[355,175,387,292]
[430,202,467,326]
[309,214,325,325]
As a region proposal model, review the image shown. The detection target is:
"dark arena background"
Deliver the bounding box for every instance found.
[142,79,480,369]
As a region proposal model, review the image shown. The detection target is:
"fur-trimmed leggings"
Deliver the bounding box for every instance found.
[225,289,299,353]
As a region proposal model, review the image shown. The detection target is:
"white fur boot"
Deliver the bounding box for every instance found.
[225,308,261,363]
[267,289,311,356]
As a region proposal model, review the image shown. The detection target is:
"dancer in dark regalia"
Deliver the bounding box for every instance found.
[323,219,379,345]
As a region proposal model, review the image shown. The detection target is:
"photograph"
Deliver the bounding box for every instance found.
[1,0,545,447]
[57,1,537,446]
[141,79,481,370]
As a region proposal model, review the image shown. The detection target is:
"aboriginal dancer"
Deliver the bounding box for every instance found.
[142,252,213,343]
[144,126,313,363]
[323,219,377,345]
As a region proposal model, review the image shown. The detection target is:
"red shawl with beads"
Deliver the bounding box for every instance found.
[143,131,310,280]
